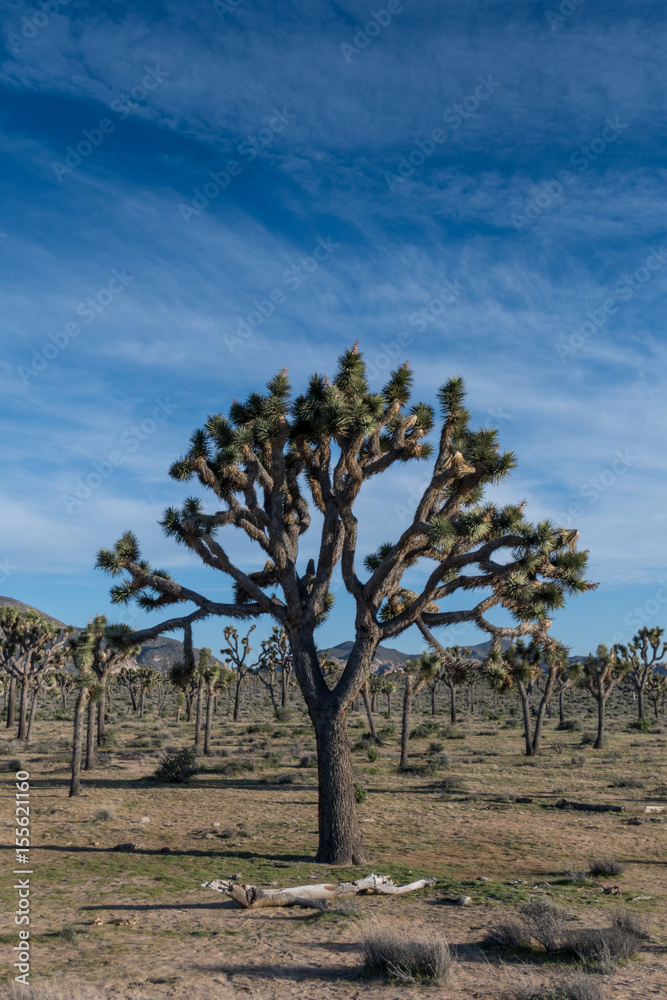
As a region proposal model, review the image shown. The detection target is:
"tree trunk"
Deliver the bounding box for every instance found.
[400,678,413,769]
[61,686,69,712]
[204,688,214,755]
[637,684,645,721]
[25,682,42,742]
[559,689,565,724]
[594,695,606,749]
[185,693,193,722]
[18,673,29,741]
[312,707,368,865]
[6,675,16,728]
[361,682,380,744]
[139,688,146,720]
[194,680,204,747]
[85,697,95,770]
[470,683,475,714]
[128,684,138,713]
[448,683,457,724]
[532,669,556,755]
[97,688,106,746]
[431,685,436,715]
[518,682,533,756]
[387,691,392,718]
[233,675,243,722]
[70,688,88,797]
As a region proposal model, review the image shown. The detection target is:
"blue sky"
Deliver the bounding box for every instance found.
[1,0,666,658]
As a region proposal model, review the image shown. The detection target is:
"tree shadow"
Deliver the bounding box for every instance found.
[80,900,236,912]
[191,962,357,982]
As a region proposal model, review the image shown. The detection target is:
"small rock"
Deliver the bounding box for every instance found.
[159,846,171,854]
[211,821,221,827]
[229,873,242,881]
[455,895,473,906]
[139,816,150,824]
[476,876,491,882]
[603,885,621,895]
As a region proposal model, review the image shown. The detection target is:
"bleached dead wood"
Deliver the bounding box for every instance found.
[203,871,436,909]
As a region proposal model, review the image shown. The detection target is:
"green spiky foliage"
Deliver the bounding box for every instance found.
[615,627,667,720]
[68,615,140,683]
[94,345,595,865]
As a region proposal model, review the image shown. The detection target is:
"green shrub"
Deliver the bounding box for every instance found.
[366,747,379,762]
[264,751,283,768]
[588,858,625,877]
[354,782,367,804]
[153,748,197,783]
[556,718,581,731]
[299,752,317,768]
[410,720,440,739]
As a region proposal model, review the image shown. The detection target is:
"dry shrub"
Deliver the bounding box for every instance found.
[363,922,453,984]
[94,806,115,821]
[588,858,625,877]
[565,920,645,972]
[500,970,605,1000]
[520,899,570,952]
[483,916,530,950]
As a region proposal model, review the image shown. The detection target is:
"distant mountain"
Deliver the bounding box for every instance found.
[0,596,67,627]
[0,596,222,673]
[318,637,591,672]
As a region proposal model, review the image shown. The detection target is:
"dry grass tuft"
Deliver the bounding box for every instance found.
[362,922,453,984]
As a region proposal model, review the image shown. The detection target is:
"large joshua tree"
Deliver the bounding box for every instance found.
[96,346,594,864]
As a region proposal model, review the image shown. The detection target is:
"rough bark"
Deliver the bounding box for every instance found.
[97,690,106,746]
[233,677,243,722]
[312,707,367,865]
[204,688,214,755]
[517,681,534,756]
[400,676,413,769]
[203,872,436,909]
[25,683,42,743]
[18,673,29,741]
[70,688,89,797]
[361,681,380,744]
[194,680,204,747]
[85,697,95,770]
[594,696,606,749]
[6,675,16,728]
[447,682,457,724]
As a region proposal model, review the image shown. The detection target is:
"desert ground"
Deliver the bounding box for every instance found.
[1,681,665,1000]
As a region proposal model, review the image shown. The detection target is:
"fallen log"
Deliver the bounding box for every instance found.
[555,798,624,813]
[203,871,436,909]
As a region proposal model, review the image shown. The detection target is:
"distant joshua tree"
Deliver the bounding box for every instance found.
[616,627,667,721]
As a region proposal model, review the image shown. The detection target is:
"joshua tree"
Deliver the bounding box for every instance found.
[496,639,570,755]
[68,617,140,744]
[255,626,293,716]
[204,661,233,754]
[0,607,73,741]
[616,627,667,721]
[96,347,594,863]
[382,676,397,718]
[55,670,77,711]
[136,666,161,719]
[418,628,477,724]
[400,653,438,768]
[646,673,667,720]
[220,625,259,723]
[192,647,212,747]
[69,672,102,795]
[579,644,631,749]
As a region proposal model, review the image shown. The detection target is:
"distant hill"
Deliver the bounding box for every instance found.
[319,637,589,671]
[0,596,222,673]
[319,637,515,673]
